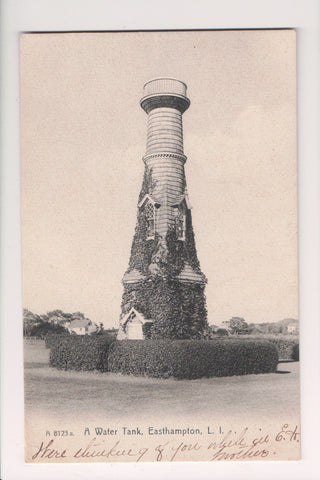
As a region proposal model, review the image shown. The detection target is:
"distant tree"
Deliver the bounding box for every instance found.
[268,322,282,334]
[45,310,67,324]
[216,328,229,337]
[72,311,86,320]
[23,309,43,336]
[202,324,219,339]
[46,309,69,319]
[45,310,90,325]
[24,308,97,336]
[257,323,269,334]
[247,324,263,335]
[225,317,249,335]
[91,323,106,335]
[29,322,69,339]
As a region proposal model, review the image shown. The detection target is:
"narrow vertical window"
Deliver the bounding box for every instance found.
[145,200,155,239]
[175,207,185,240]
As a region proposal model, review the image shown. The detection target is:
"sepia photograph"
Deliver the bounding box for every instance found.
[20,29,300,463]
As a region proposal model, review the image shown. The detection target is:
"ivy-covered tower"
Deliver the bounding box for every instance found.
[118,78,207,340]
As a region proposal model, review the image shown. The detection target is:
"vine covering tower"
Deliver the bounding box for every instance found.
[118,78,207,340]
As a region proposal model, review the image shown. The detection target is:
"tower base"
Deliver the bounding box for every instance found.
[120,278,207,340]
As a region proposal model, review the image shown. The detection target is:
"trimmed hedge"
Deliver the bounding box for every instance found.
[45,332,69,349]
[292,342,299,361]
[49,335,115,371]
[267,336,299,361]
[108,339,278,379]
[234,335,299,361]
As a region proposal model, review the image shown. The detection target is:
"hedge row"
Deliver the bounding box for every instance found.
[108,339,278,379]
[49,335,115,371]
[234,335,299,361]
[266,336,299,361]
[292,343,299,361]
[46,333,299,361]
[45,332,69,349]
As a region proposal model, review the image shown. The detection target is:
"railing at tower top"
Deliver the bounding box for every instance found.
[143,78,187,97]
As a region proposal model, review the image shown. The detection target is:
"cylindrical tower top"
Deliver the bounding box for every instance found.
[140,77,190,114]
[143,78,187,96]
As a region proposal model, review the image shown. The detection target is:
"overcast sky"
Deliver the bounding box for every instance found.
[21,30,297,327]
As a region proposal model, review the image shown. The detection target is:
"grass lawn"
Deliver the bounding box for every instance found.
[24,338,300,423]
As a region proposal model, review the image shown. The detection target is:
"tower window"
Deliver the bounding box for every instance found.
[145,200,155,239]
[175,207,185,240]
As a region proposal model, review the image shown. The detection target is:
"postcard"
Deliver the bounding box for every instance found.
[21,29,300,463]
